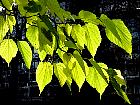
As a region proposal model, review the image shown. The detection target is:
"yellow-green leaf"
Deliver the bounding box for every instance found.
[71,57,85,91]
[0,16,9,42]
[105,19,132,55]
[36,62,53,94]
[0,39,18,65]
[86,66,108,98]
[26,26,39,49]
[17,41,32,69]
[114,69,126,86]
[71,24,86,48]
[83,23,101,58]
[54,63,67,87]
[7,16,16,33]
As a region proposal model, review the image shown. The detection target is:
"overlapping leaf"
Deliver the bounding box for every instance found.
[17,41,32,69]
[86,63,109,98]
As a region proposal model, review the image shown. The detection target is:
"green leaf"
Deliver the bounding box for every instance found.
[64,40,77,49]
[89,59,108,83]
[2,0,13,10]
[7,16,16,33]
[65,24,72,36]
[100,14,121,41]
[73,50,85,73]
[54,63,67,87]
[114,69,126,86]
[0,16,9,42]
[71,24,86,48]
[38,49,47,61]
[0,39,18,65]
[83,23,101,58]
[36,62,53,94]
[71,57,85,91]
[86,66,108,98]
[15,0,28,16]
[105,19,132,55]
[17,41,32,69]
[26,26,39,49]
[110,77,131,104]
[79,10,100,25]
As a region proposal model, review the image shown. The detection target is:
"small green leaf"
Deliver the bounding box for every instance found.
[0,16,9,42]
[26,26,39,49]
[83,23,101,58]
[7,16,16,33]
[17,41,32,69]
[65,24,72,36]
[36,62,53,94]
[0,39,18,65]
[38,49,47,61]
[79,10,99,24]
[105,19,132,55]
[54,63,67,87]
[110,77,131,104]
[114,69,126,86]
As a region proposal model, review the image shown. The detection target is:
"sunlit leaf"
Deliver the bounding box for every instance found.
[36,62,53,94]
[54,63,67,87]
[65,24,72,36]
[17,41,32,69]
[114,69,126,86]
[7,16,16,33]
[83,23,101,58]
[71,57,85,91]
[79,10,100,25]
[105,19,132,55]
[26,26,39,49]
[110,77,131,104]
[71,24,86,48]
[0,16,9,42]
[0,39,18,65]
[86,66,108,98]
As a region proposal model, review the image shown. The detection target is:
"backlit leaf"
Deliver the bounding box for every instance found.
[83,23,101,58]
[17,41,32,69]
[54,63,67,87]
[26,26,39,49]
[105,19,132,55]
[71,24,86,48]
[0,16,9,42]
[0,39,18,65]
[86,63,109,98]
[71,57,85,91]
[36,62,53,94]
